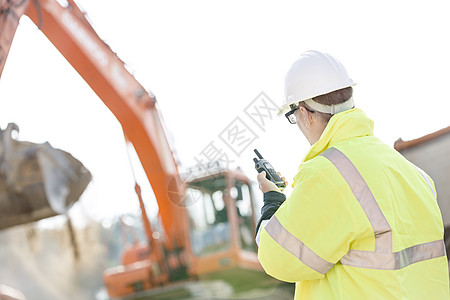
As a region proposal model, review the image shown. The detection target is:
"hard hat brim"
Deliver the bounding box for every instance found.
[277,101,299,116]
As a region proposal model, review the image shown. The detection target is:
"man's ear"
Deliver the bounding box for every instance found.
[299,106,312,128]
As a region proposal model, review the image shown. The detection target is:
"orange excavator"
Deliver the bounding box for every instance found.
[0,1,274,298]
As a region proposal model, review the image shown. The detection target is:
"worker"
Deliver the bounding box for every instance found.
[255,50,450,299]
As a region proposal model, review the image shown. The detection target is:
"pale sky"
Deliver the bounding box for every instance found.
[0,0,449,225]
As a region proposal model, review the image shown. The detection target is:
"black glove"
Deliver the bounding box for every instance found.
[255,191,286,238]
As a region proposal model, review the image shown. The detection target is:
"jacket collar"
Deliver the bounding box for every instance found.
[293,108,374,186]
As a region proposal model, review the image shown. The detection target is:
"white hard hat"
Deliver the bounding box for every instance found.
[278,50,356,115]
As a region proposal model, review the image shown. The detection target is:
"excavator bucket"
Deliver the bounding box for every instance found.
[0,123,91,230]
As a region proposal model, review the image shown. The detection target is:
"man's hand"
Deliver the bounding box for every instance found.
[257,171,288,193]
[255,171,288,241]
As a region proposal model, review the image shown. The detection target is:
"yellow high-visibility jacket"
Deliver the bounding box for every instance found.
[258,108,449,299]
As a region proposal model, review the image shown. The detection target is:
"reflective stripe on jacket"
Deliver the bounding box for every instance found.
[257,108,449,299]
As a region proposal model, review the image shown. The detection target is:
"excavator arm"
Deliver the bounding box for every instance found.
[0,0,29,76]
[0,0,187,249]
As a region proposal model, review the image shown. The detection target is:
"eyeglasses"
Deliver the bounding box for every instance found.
[285,104,315,124]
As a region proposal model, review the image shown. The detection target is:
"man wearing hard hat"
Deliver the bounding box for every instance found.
[255,50,449,299]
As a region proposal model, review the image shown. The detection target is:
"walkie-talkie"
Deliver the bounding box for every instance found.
[253,149,286,190]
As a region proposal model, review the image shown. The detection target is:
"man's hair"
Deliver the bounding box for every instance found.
[306,87,353,123]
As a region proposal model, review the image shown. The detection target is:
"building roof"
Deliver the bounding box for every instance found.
[394,126,450,151]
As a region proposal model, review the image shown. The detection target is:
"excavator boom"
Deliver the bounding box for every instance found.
[0,1,271,298]
[1,0,187,248]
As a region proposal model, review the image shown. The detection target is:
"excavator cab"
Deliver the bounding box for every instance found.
[184,169,271,291]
